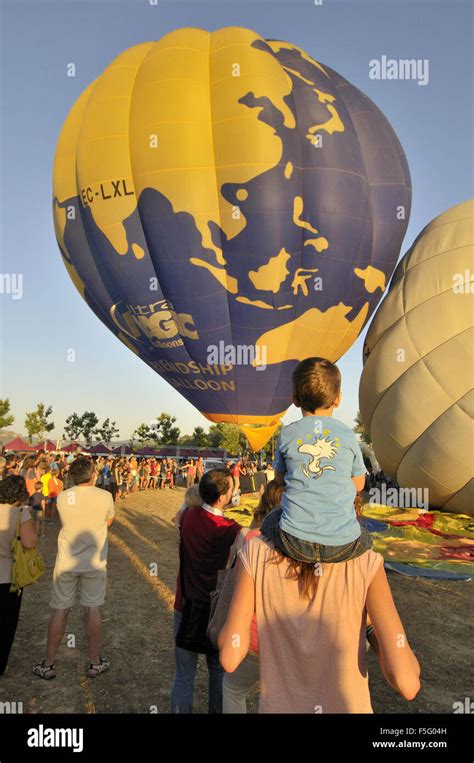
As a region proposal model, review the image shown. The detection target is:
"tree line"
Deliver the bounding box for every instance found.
[0,398,372,456]
[0,399,275,456]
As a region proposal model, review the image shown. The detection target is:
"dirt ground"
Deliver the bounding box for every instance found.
[1,488,471,714]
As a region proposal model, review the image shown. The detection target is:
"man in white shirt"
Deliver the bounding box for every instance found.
[33,457,114,680]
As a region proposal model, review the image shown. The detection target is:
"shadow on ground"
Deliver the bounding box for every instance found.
[0,487,471,714]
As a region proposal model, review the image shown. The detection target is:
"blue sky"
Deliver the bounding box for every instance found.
[0,0,472,441]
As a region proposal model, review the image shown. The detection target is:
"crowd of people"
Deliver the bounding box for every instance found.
[0,358,420,713]
[0,448,260,682]
[0,452,211,518]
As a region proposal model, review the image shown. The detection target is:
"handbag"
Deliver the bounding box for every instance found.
[207,530,248,648]
[10,511,46,595]
[175,510,217,655]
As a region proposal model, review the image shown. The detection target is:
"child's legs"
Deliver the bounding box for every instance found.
[298,528,372,564]
[275,523,372,564]
[320,526,373,562]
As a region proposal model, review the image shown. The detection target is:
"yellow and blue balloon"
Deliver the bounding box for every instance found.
[53,27,411,450]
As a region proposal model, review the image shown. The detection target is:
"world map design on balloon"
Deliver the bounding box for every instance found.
[53,27,411,429]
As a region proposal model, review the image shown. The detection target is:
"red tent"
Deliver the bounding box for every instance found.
[155,447,181,457]
[201,449,226,458]
[3,437,36,452]
[61,443,82,453]
[177,448,198,458]
[85,443,112,455]
[135,447,159,456]
[33,439,56,452]
[110,445,134,455]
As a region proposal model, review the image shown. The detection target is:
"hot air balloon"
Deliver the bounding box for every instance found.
[53,27,411,451]
[359,200,474,515]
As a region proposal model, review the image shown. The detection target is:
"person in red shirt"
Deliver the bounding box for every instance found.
[171,469,246,714]
[46,465,63,522]
[148,459,158,489]
[195,456,204,482]
[231,459,241,492]
[185,459,195,489]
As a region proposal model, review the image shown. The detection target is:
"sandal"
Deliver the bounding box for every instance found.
[87,656,110,677]
[33,660,56,680]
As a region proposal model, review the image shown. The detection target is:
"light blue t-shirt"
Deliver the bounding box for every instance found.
[273,416,366,545]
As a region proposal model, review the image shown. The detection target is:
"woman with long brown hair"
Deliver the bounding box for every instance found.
[219,501,420,713]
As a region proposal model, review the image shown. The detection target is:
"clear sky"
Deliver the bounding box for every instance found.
[0,0,472,441]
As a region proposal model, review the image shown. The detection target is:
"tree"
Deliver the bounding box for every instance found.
[191,427,208,448]
[0,399,14,430]
[178,433,195,446]
[64,413,83,441]
[133,423,152,447]
[218,424,241,456]
[207,423,225,448]
[24,403,54,443]
[80,412,99,447]
[179,426,210,447]
[95,418,120,446]
[206,423,245,454]
[151,412,180,445]
[353,410,372,446]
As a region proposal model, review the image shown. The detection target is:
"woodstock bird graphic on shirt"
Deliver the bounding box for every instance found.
[297,434,339,479]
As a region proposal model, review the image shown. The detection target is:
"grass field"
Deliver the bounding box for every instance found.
[1,488,471,714]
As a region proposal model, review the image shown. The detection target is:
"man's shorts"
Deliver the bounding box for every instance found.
[50,568,107,609]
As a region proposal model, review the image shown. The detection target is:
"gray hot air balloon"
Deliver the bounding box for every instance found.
[359,200,473,516]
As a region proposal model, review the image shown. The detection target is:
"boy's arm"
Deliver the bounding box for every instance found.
[351,436,367,493]
[272,432,286,485]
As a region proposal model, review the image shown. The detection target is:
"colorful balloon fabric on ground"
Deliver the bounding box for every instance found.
[360,200,474,515]
[53,26,411,436]
[234,497,474,579]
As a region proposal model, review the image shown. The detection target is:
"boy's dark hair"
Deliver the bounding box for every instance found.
[69,457,94,486]
[0,475,29,505]
[292,357,341,411]
[199,469,232,506]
